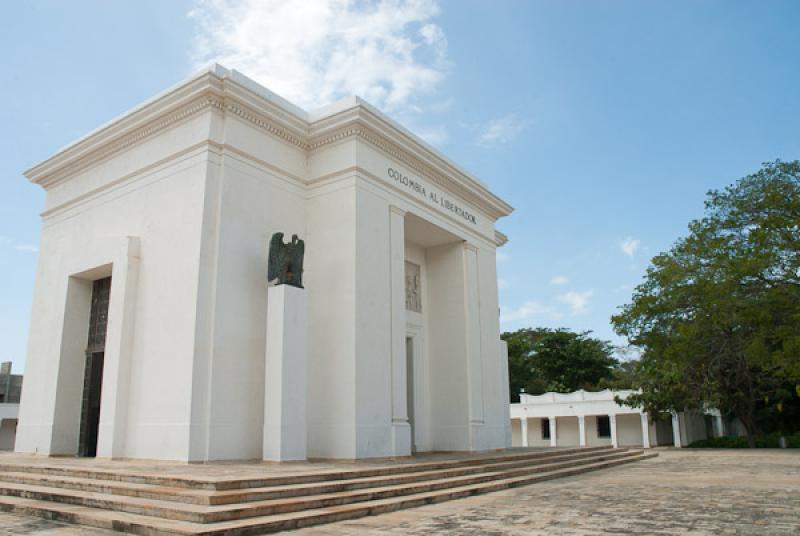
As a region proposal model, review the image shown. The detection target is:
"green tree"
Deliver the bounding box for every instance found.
[598,354,643,391]
[503,328,618,402]
[612,160,800,446]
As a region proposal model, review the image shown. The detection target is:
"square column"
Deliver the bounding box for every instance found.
[715,415,725,437]
[609,414,618,447]
[97,238,141,459]
[640,413,651,448]
[462,242,485,448]
[520,418,528,447]
[263,285,307,461]
[388,206,411,456]
[672,412,682,447]
[578,415,586,447]
[549,417,557,447]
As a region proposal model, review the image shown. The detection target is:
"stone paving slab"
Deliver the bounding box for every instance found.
[0,449,797,535]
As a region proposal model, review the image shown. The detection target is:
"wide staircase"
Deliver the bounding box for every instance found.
[0,446,655,535]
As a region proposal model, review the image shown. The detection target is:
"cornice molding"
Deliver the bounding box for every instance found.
[308,121,511,220]
[222,99,308,150]
[29,94,224,188]
[308,107,512,220]
[25,66,513,221]
[494,230,509,247]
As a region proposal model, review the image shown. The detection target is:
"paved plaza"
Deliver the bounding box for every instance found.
[0,449,796,535]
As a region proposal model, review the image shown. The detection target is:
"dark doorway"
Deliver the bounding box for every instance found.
[79,277,111,457]
[597,415,612,438]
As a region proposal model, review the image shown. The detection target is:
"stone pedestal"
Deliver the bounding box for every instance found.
[263,285,307,461]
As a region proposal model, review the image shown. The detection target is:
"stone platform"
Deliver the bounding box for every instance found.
[0,447,654,534]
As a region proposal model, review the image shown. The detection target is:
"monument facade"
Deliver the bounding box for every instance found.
[16,65,513,462]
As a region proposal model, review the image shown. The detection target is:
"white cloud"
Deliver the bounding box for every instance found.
[620,237,641,257]
[477,114,525,146]
[189,0,449,113]
[550,275,569,286]
[557,290,593,315]
[498,278,510,290]
[500,301,558,324]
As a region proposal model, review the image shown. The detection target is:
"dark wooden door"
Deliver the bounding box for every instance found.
[79,277,111,457]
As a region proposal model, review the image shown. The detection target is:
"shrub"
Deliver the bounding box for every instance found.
[689,433,799,448]
[689,436,749,448]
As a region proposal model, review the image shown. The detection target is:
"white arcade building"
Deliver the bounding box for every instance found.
[16,65,514,463]
[510,390,731,449]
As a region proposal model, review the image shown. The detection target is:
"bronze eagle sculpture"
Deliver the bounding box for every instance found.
[268,232,305,288]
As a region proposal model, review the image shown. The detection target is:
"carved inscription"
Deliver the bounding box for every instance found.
[388,167,478,225]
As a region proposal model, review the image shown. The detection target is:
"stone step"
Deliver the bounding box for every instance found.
[0,446,614,491]
[203,447,632,506]
[0,472,212,505]
[0,450,645,523]
[0,447,628,506]
[0,452,657,535]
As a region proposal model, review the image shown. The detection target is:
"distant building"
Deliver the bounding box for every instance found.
[510,389,740,449]
[0,362,22,450]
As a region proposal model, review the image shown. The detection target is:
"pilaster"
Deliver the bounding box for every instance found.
[462,242,485,448]
[389,205,411,456]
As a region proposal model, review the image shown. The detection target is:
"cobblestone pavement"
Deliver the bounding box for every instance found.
[0,449,797,535]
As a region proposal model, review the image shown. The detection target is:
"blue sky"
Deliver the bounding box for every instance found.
[1,1,799,370]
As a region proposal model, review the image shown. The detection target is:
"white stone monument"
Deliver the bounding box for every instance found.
[16,65,514,462]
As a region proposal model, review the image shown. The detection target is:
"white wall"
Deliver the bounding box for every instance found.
[305,179,358,459]
[557,416,580,447]
[653,418,674,446]
[17,118,213,460]
[527,418,551,447]
[194,148,306,461]
[426,242,470,451]
[678,410,709,446]
[585,416,613,447]
[353,185,394,458]
[474,245,506,450]
[616,413,644,446]
[511,418,521,446]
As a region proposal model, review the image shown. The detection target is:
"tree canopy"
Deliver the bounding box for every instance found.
[612,160,800,445]
[503,327,626,402]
